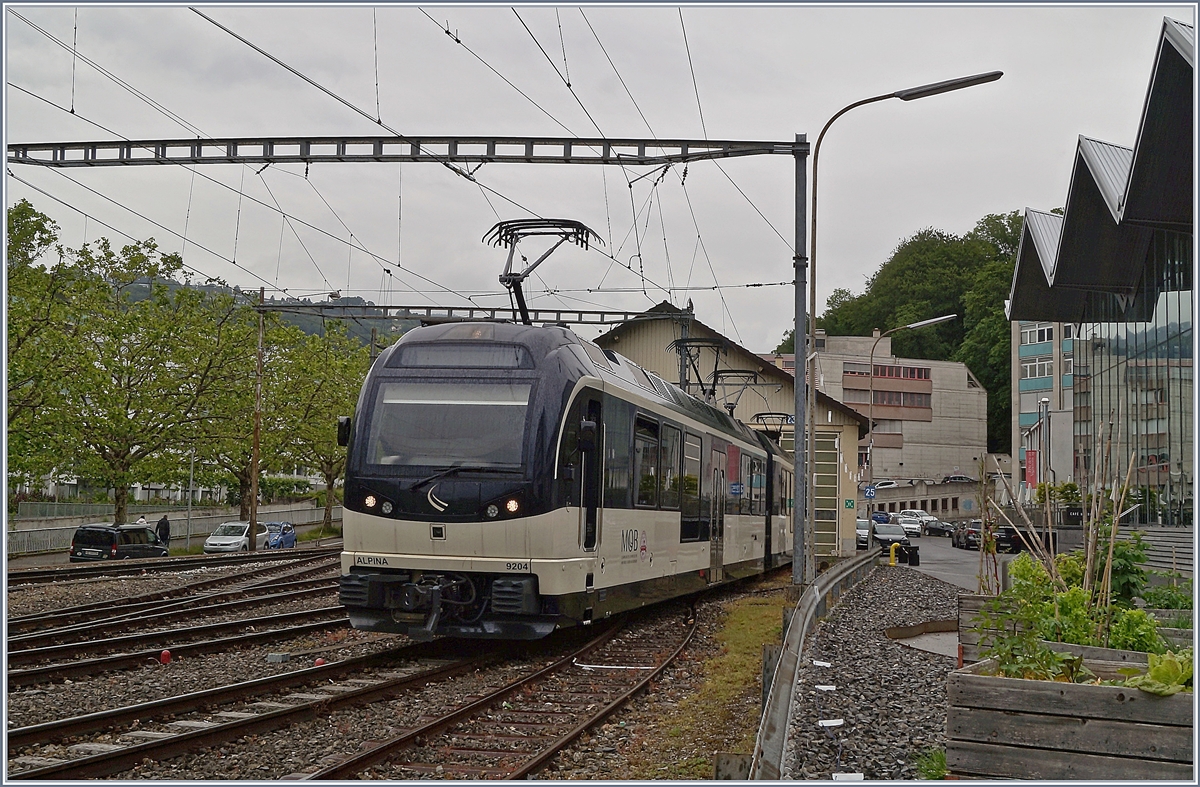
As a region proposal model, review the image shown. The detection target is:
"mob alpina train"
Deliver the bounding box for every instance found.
[337,321,795,639]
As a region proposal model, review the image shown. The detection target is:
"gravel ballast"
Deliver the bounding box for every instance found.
[7,561,967,779]
[784,564,963,780]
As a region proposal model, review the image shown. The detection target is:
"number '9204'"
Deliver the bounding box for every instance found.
[505,561,530,572]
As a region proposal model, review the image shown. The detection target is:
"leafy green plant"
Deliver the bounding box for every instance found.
[1120,648,1193,696]
[1054,552,1085,588]
[1140,573,1194,610]
[1096,529,1149,607]
[914,748,948,780]
[1108,608,1166,654]
[1043,587,1098,646]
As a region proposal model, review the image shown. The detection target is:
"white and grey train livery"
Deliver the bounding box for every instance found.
[337,321,795,639]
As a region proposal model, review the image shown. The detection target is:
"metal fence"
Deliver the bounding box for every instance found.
[7,506,343,556]
[14,501,217,520]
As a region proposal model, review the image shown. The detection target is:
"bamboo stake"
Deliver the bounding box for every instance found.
[989,499,1066,593]
[1099,450,1139,610]
[990,455,1060,583]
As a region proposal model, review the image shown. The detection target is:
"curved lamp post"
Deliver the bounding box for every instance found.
[804,71,1000,577]
[865,313,958,512]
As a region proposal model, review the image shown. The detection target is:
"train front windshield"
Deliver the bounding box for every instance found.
[364,381,532,468]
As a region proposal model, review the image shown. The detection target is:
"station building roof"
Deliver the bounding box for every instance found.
[1007,17,1193,322]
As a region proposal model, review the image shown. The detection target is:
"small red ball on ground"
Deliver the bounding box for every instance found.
[160,650,171,664]
[314,657,326,666]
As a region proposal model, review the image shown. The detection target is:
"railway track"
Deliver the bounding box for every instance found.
[8,554,340,633]
[7,640,496,780]
[7,616,351,686]
[304,606,697,780]
[6,544,342,586]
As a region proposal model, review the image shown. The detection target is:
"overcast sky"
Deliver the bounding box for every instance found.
[5,3,1192,350]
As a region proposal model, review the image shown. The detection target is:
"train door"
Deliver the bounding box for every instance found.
[580,399,602,551]
[709,449,726,583]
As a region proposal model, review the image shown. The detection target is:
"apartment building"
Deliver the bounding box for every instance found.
[1011,320,1075,494]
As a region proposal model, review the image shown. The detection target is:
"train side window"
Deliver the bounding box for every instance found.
[751,457,765,516]
[633,417,659,508]
[740,454,753,515]
[603,396,633,509]
[660,424,682,509]
[680,434,703,540]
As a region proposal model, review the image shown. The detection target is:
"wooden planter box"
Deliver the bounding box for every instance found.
[947,658,1194,780]
[959,595,1189,664]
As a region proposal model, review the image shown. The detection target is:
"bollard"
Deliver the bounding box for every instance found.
[889,543,899,566]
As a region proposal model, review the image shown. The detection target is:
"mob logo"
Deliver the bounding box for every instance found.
[621,529,640,553]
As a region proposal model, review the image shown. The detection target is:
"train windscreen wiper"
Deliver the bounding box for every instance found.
[408,466,512,491]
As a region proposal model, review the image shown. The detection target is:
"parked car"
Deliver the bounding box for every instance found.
[923,519,955,537]
[69,524,169,562]
[902,509,938,529]
[942,474,976,484]
[873,480,900,489]
[952,521,981,549]
[871,522,911,550]
[870,511,891,525]
[203,522,269,553]
[897,513,923,538]
[265,521,297,549]
[856,519,871,550]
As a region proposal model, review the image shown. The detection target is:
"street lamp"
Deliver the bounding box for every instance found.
[865,313,957,511]
[805,71,1000,579]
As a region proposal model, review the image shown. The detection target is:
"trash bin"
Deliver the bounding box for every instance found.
[896,545,910,564]
[907,545,920,566]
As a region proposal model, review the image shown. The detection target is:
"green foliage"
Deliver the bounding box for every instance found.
[1043,587,1099,647]
[774,329,794,355]
[914,748,948,780]
[1034,481,1082,506]
[1121,649,1194,696]
[1108,609,1166,654]
[1055,552,1085,587]
[816,210,1022,452]
[1097,530,1149,607]
[1140,573,1194,610]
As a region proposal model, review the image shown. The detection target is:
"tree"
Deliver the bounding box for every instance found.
[199,314,292,520]
[6,200,96,489]
[815,211,1023,453]
[59,237,257,523]
[270,322,370,531]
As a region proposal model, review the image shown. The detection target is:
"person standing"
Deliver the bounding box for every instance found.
[156,513,171,550]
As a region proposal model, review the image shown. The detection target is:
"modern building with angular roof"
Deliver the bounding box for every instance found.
[1007,17,1193,533]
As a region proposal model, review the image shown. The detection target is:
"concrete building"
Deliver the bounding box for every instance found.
[808,330,989,485]
[1007,17,1192,537]
[594,303,869,558]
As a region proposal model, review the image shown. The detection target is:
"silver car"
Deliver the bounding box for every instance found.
[896,513,923,538]
[203,521,269,553]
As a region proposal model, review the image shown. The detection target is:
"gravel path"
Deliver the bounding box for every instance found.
[785,564,963,780]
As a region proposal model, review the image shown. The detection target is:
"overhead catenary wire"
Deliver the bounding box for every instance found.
[7,168,276,291]
[10,80,461,303]
[512,8,605,137]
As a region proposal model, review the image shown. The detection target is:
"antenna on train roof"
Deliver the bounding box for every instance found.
[484,219,603,326]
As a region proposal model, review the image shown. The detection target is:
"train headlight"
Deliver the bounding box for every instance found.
[486,504,499,518]
[364,494,377,509]
[505,499,520,514]
[381,501,393,514]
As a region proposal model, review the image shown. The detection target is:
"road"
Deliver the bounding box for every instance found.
[904,531,1013,592]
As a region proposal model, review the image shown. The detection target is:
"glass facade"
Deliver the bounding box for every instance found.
[1072,229,1193,526]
